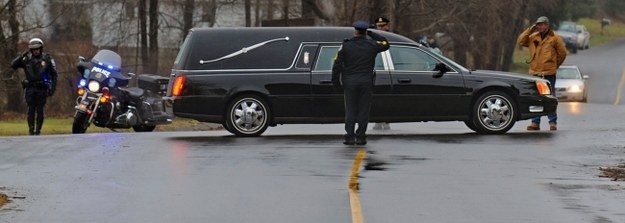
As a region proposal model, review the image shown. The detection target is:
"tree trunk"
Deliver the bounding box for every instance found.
[148,0,159,74]
[245,0,251,27]
[255,0,261,26]
[139,0,148,73]
[267,0,274,20]
[282,0,289,25]
[2,0,24,113]
[182,0,194,39]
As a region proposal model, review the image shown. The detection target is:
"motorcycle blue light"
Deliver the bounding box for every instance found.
[79,79,87,87]
[107,65,114,70]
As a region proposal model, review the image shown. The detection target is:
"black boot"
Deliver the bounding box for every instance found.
[28,126,35,135]
[343,135,355,145]
[355,136,367,145]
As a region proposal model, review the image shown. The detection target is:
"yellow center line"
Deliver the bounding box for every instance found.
[614,68,625,105]
[349,150,366,223]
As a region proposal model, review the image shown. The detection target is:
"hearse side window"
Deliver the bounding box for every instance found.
[296,45,319,70]
[314,46,340,71]
[389,46,438,71]
[314,46,386,71]
[374,54,384,70]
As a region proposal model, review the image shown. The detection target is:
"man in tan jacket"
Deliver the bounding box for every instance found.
[517,16,567,131]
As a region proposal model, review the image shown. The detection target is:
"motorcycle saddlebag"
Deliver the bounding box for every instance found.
[137,74,169,96]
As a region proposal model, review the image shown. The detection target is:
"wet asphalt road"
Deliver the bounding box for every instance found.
[2,40,625,222]
[1,102,625,223]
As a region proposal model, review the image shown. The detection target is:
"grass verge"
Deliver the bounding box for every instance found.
[0,117,222,136]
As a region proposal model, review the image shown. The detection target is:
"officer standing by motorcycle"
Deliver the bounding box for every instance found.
[10,38,58,135]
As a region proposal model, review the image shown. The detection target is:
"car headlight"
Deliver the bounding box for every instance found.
[88,80,101,93]
[568,85,582,93]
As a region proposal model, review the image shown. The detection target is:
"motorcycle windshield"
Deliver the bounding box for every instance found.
[91,49,122,72]
[83,49,130,86]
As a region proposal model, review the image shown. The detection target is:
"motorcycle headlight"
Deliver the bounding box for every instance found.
[88,80,101,92]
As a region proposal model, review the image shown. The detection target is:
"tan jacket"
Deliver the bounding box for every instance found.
[517,27,567,76]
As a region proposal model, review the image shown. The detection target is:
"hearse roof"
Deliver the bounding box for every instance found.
[188,27,416,44]
[175,27,417,71]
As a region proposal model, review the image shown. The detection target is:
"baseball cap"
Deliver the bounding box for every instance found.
[535,16,549,24]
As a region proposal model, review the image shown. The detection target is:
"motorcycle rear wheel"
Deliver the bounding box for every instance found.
[132,124,156,132]
[72,112,90,134]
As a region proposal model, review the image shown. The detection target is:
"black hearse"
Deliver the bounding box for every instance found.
[164,27,557,136]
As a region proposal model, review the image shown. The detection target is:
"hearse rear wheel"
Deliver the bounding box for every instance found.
[226,95,270,137]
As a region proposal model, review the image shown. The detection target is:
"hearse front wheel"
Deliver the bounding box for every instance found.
[471,91,516,134]
[226,95,270,137]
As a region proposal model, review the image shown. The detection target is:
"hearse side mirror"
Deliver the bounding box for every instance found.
[433,62,450,78]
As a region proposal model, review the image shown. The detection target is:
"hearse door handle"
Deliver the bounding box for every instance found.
[319,80,333,84]
[397,79,412,83]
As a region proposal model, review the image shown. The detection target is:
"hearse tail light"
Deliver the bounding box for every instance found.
[536,81,551,95]
[172,75,186,96]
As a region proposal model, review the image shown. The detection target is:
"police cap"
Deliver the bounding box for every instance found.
[375,17,390,26]
[353,20,369,31]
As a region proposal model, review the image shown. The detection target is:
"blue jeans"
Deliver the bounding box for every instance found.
[531,75,557,124]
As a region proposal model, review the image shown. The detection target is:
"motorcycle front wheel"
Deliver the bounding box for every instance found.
[72,112,90,134]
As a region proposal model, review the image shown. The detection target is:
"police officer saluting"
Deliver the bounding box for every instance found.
[332,21,389,145]
[11,38,58,135]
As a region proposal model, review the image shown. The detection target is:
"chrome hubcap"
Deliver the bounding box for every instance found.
[233,99,266,133]
[478,95,512,130]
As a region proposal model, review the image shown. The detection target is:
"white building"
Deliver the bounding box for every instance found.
[21,0,303,49]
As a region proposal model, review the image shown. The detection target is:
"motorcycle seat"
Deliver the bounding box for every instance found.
[120,87,144,98]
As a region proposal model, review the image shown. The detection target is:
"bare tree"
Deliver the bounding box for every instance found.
[0,0,22,113]
[182,0,194,37]
[139,0,148,72]
[148,0,159,74]
[1,0,71,114]
[245,0,251,26]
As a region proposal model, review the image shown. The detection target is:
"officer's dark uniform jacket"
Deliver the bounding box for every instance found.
[11,52,58,93]
[331,31,389,141]
[331,31,389,85]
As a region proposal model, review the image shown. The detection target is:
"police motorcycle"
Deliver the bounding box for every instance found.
[72,49,172,133]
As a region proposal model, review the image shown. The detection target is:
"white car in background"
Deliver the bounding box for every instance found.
[576,25,590,49]
[556,65,588,102]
